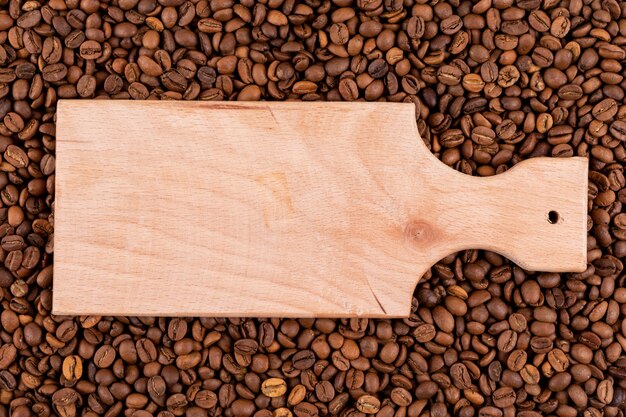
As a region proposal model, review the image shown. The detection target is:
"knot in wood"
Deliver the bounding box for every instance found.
[404,221,435,245]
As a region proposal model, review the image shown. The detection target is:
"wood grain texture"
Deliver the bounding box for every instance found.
[53,100,588,318]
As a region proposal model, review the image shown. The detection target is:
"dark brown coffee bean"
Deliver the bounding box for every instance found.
[368,59,388,78]
[104,74,124,95]
[437,65,463,86]
[292,350,316,370]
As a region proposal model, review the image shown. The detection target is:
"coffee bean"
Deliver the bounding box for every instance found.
[288,384,307,406]
[147,376,167,405]
[497,330,517,353]
[274,408,293,417]
[292,350,316,370]
[0,344,17,369]
[368,59,388,79]
[339,78,359,101]
[437,65,463,86]
[136,338,157,362]
[79,40,102,60]
[451,363,472,389]
[231,399,255,417]
[507,349,527,372]
[546,348,569,372]
[529,11,550,32]
[549,16,570,38]
[261,378,287,398]
[548,372,572,392]
[520,364,540,384]
[93,344,116,368]
[138,55,163,77]
[62,355,83,382]
[4,144,28,168]
[0,370,16,390]
[315,380,335,402]
[413,323,436,342]
[593,99,618,122]
[5,250,22,271]
[356,395,380,414]
[390,388,412,406]
[42,63,67,82]
[492,387,516,407]
[195,390,218,409]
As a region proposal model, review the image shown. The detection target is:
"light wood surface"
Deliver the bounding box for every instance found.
[53,101,588,318]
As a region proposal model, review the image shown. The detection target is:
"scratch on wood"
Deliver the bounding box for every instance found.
[59,139,89,144]
[196,103,260,110]
[369,286,387,314]
[267,107,278,126]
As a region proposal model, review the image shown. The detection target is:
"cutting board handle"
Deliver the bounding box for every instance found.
[410,153,589,275]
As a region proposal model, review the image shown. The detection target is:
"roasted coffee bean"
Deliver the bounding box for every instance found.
[413,323,436,342]
[288,385,307,406]
[79,40,102,60]
[547,349,569,372]
[4,145,28,168]
[136,338,157,362]
[593,99,619,122]
[292,350,316,370]
[42,63,67,82]
[356,395,380,414]
[0,370,16,390]
[0,344,17,369]
[76,75,97,98]
[451,363,472,389]
[368,59,388,79]
[62,355,83,382]
[261,378,287,398]
[195,389,218,409]
[492,387,516,408]
[93,345,116,368]
[438,65,463,86]
[548,372,572,392]
[147,376,167,404]
[390,388,412,406]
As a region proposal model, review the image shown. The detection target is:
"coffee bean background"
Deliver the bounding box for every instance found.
[0,0,626,416]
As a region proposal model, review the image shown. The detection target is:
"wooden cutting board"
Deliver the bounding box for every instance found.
[53,101,588,318]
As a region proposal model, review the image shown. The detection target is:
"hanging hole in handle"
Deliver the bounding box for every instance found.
[548,210,559,224]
